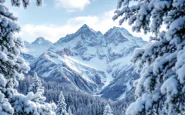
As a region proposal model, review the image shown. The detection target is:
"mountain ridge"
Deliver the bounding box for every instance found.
[21,37,53,63]
[23,24,147,100]
[32,37,52,45]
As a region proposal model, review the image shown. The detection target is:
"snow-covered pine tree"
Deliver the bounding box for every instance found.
[0,0,31,114]
[21,72,56,114]
[103,104,113,115]
[28,72,45,103]
[10,92,56,115]
[114,0,185,115]
[68,106,73,115]
[0,0,56,115]
[29,72,44,94]
[0,74,14,114]
[56,91,68,115]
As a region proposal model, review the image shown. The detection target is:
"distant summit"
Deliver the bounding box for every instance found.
[32,37,52,46]
[21,37,53,62]
[76,24,97,34]
[105,26,147,47]
[56,24,103,45]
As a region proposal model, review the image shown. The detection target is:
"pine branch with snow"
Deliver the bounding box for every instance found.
[10,92,56,115]
[0,74,14,114]
[114,0,185,115]
[20,72,57,114]
[0,0,30,113]
[0,0,56,114]
[11,0,43,8]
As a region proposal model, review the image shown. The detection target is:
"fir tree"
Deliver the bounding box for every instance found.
[68,106,73,115]
[0,0,56,114]
[28,72,45,103]
[0,0,30,114]
[56,91,68,115]
[29,72,44,94]
[0,74,14,114]
[114,0,185,115]
[103,104,113,115]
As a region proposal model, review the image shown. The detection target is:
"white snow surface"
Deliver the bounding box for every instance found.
[28,25,147,99]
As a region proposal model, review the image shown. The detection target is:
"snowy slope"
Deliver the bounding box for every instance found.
[28,24,147,100]
[30,51,106,93]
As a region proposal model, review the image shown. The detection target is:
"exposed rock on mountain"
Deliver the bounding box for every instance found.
[25,24,147,100]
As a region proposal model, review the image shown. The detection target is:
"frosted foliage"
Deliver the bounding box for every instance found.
[28,72,44,95]
[28,72,46,103]
[68,107,73,115]
[10,92,56,115]
[56,91,68,115]
[26,73,56,114]
[103,104,113,115]
[0,0,30,114]
[0,3,30,89]
[0,74,14,115]
[114,0,185,115]
[0,91,14,115]
[0,0,56,115]
[11,0,43,8]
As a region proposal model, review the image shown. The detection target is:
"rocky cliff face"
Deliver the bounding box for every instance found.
[24,24,147,100]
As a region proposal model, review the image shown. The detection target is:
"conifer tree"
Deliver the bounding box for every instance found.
[68,106,73,115]
[56,91,68,115]
[29,72,44,94]
[114,0,185,115]
[28,72,45,103]
[0,0,56,114]
[103,104,113,115]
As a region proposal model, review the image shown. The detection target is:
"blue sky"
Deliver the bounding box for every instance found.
[6,0,150,42]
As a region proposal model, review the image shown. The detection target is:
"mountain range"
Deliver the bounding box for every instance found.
[22,24,147,100]
[21,37,52,63]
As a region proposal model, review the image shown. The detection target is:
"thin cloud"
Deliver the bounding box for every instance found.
[55,0,90,12]
[17,24,79,43]
[18,10,151,43]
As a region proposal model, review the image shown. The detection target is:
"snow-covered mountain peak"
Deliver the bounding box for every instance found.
[24,41,30,46]
[105,26,147,47]
[105,27,132,41]
[25,25,148,100]
[76,24,96,34]
[113,26,129,33]
[105,26,128,34]
[21,37,53,61]
[32,37,52,46]
[54,24,105,49]
[80,24,90,29]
